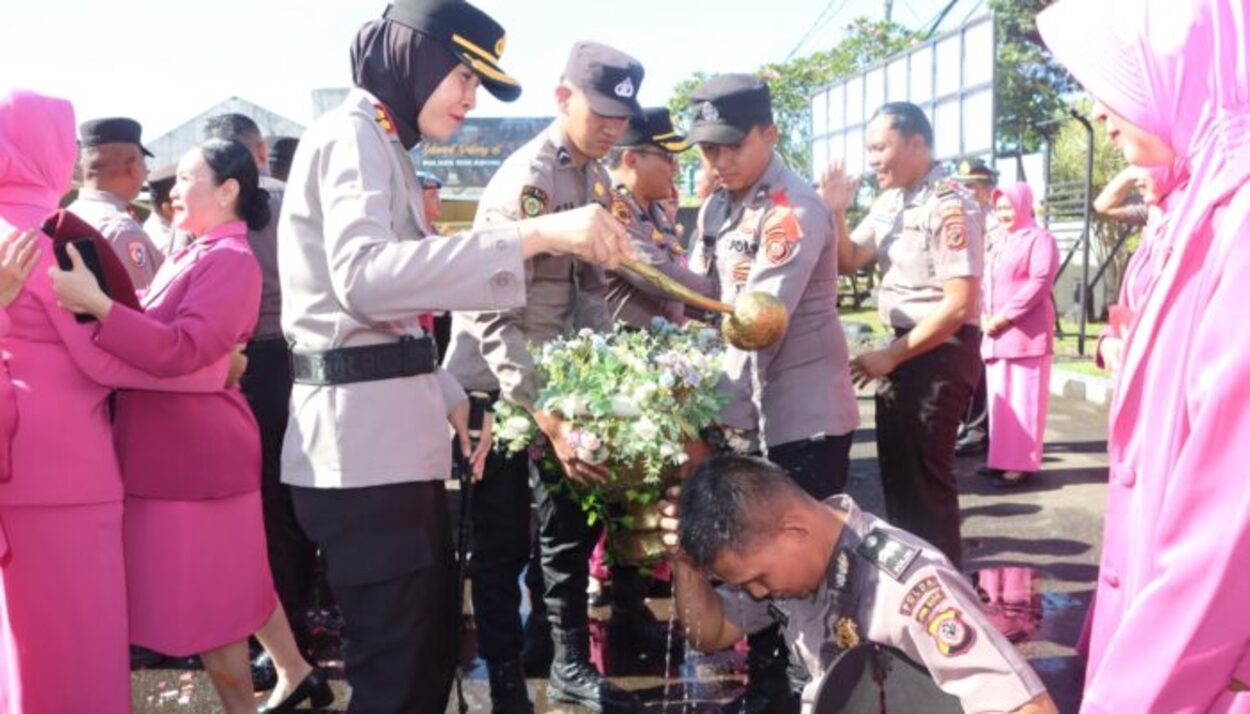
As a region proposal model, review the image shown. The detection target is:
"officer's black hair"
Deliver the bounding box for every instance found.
[873,102,934,149]
[203,113,263,147]
[678,454,807,568]
[199,138,270,231]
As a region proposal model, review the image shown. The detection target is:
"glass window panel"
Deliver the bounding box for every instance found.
[963,90,994,154]
[811,137,828,181]
[963,19,994,87]
[845,75,864,127]
[845,128,865,177]
[828,83,845,131]
[935,35,962,97]
[935,99,961,158]
[910,46,933,103]
[864,67,885,116]
[811,90,828,137]
[886,57,908,103]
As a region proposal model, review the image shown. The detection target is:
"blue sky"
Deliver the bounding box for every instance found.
[1,0,974,135]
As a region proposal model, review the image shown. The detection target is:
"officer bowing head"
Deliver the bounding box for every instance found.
[687,74,778,197]
[355,0,522,149]
[557,41,644,162]
[663,455,1059,714]
[865,101,935,191]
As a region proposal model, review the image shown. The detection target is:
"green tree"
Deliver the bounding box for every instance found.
[989,0,1077,155]
[668,18,920,181]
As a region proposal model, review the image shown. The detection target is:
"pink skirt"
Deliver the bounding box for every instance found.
[986,355,1052,472]
[125,492,277,657]
[0,502,130,714]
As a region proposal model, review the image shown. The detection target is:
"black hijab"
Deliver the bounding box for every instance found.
[350,18,459,150]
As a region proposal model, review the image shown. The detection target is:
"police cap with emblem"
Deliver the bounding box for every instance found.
[687,74,774,145]
[79,117,154,157]
[952,157,998,185]
[812,644,963,714]
[415,171,443,189]
[563,41,644,119]
[383,0,521,102]
[619,107,689,153]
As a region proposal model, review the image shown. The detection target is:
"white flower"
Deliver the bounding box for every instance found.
[559,395,589,417]
[633,417,659,441]
[610,395,642,418]
[658,373,676,389]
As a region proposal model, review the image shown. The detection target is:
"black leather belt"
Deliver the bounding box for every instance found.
[290,336,438,386]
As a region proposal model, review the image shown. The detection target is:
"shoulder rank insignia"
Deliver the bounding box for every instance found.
[610,197,633,226]
[933,178,959,200]
[520,185,549,218]
[835,617,861,651]
[594,181,607,198]
[857,528,921,581]
[372,102,396,137]
[650,227,666,245]
[556,146,572,167]
[928,608,977,657]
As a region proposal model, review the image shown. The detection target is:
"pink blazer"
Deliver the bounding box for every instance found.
[95,221,263,501]
[0,233,229,511]
[1082,193,1250,712]
[981,227,1059,360]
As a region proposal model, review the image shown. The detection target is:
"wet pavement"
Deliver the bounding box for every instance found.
[131,393,1109,712]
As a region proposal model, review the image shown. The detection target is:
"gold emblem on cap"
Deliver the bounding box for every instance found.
[495,35,506,59]
[835,617,861,651]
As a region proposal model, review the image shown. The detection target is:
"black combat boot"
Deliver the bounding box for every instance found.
[546,628,641,713]
[487,659,533,714]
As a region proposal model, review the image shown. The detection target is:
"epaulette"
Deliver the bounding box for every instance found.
[856,528,921,581]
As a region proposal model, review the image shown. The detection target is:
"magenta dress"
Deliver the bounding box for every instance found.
[0,90,231,713]
[92,220,275,656]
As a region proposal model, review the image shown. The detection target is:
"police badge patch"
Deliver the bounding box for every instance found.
[835,617,861,651]
[128,242,148,268]
[520,186,549,218]
[927,608,976,657]
[943,219,968,250]
[610,198,633,226]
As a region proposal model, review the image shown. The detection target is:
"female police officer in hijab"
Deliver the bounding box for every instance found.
[276,1,632,710]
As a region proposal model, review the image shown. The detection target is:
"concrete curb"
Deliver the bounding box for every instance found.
[1050,364,1114,407]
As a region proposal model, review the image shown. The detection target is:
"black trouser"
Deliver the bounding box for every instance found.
[959,364,990,441]
[292,482,457,714]
[241,338,317,627]
[466,445,533,665]
[748,433,855,697]
[876,325,981,570]
[533,462,601,638]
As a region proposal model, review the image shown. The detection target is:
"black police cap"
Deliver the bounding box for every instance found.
[383,0,521,102]
[687,74,774,145]
[564,41,644,119]
[79,117,153,157]
[619,107,688,153]
[953,157,998,184]
[415,171,443,189]
[812,644,963,714]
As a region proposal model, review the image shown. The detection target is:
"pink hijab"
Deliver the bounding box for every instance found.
[990,182,1041,235]
[0,89,77,231]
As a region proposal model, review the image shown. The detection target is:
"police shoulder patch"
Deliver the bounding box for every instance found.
[857,528,921,581]
[927,608,977,657]
[520,185,549,218]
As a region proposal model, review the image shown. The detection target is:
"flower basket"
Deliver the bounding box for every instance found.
[493,319,727,566]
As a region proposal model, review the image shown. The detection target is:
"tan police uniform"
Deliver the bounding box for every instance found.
[848,163,986,570]
[604,184,712,327]
[443,120,613,405]
[689,154,859,490]
[278,88,524,490]
[719,494,1047,714]
[68,188,163,291]
[850,164,984,330]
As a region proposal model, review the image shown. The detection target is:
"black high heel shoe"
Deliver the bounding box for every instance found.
[257,667,334,713]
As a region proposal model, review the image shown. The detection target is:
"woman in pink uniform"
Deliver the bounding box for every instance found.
[51,139,329,713]
[1038,0,1250,711]
[979,182,1059,487]
[1094,162,1188,372]
[0,89,235,714]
